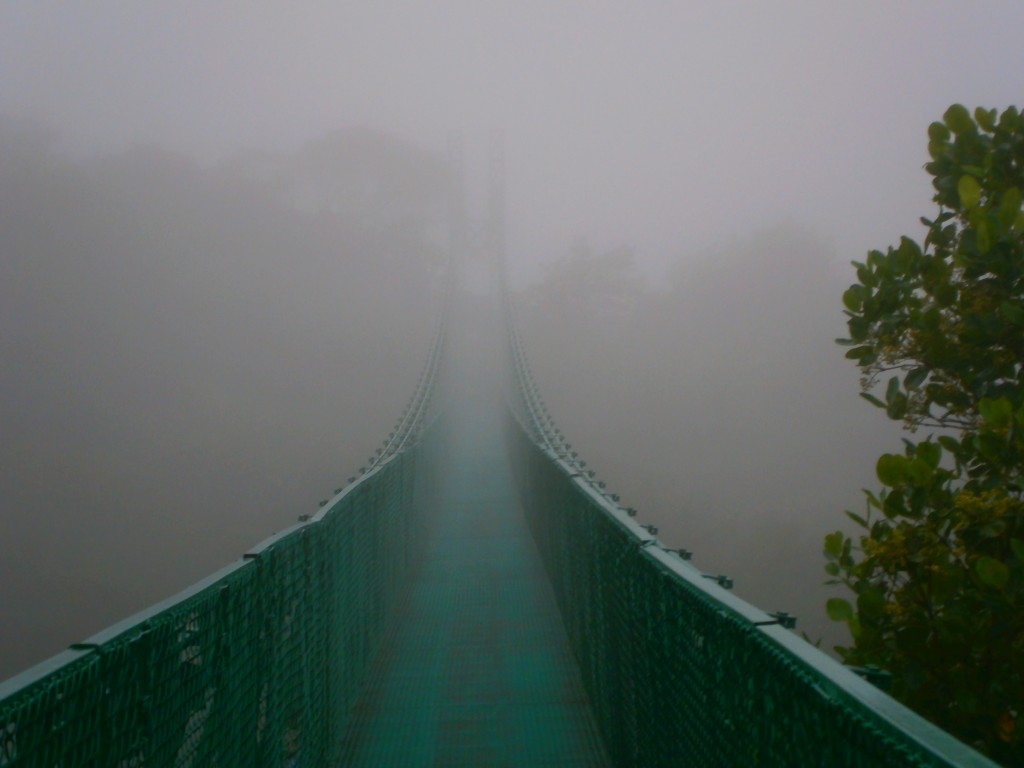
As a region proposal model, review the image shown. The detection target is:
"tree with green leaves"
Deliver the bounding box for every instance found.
[825,105,1024,763]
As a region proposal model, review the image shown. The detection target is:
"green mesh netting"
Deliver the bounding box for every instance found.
[0,428,439,768]
[496,248,997,767]
[0,284,1001,767]
[506,415,997,768]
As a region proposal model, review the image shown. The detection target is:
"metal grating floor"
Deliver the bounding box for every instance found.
[336,399,612,767]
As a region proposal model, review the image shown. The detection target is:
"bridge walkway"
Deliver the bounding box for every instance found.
[336,364,611,766]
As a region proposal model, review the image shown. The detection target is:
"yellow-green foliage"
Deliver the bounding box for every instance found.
[828,105,1024,763]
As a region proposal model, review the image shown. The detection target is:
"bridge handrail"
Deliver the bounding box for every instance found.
[499,272,996,766]
[347,289,449,480]
[0,311,448,767]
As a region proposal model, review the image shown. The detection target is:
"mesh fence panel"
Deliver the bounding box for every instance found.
[0,427,440,768]
[507,416,997,768]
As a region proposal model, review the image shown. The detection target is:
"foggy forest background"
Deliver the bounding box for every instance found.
[0,116,906,679]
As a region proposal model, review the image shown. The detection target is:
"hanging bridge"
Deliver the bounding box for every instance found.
[0,146,999,767]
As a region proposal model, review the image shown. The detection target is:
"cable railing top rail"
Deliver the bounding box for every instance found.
[497,263,997,766]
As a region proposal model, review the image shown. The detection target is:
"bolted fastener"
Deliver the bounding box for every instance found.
[767,611,797,629]
[850,665,892,691]
[703,574,733,589]
[770,614,794,630]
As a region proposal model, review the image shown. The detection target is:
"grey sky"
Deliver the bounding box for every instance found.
[4,2,1024,279]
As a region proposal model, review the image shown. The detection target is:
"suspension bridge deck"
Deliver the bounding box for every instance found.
[337,395,611,766]
[0,293,1000,766]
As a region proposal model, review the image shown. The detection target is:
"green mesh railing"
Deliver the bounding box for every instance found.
[500,275,997,766]
[0,326,445,768]
[2,267,1004,767]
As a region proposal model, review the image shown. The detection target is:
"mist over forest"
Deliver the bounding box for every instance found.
[0,120,443,677]
[0,112,905,676]
[519,228,905,650]
[3,2,1024,695]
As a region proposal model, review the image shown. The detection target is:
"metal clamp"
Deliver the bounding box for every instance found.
[702,574,734,589]
[755,611,797,629]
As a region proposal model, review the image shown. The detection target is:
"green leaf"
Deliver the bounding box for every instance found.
[876,454,906,487]
[958,174,982,210]
[897,236,921,268]
[860,392,885,408]
[1000,300,1024,327]
[845,510,868,528]
[906,487,927,519]
[916,441,941,469]
[882,491,906,518]
[825,562,840,577]
[1011,539,1024,563]
[906,458,933,485]
[842,285,865,311]
[928,121,950,142]
[974,106,996,131]
[934,283,957,307]
[824,531,844,559]
[998,187,1022,228]
[976,432,1005,462]
[847,316,869,341]
[976,218,992,254]
[904,366,928,389]
[975,556,1009,589]
[885,376,901,404]
[979,397,1013,430]
[886,394,907,421]
[852,260,872,285]
[857,588,886,620]
[826,597,854,622]
[944,103,974,134]
[938,435,961,454]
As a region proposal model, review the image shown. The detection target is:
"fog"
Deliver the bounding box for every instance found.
[3,3,1024,676]
[0,127,443,677]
